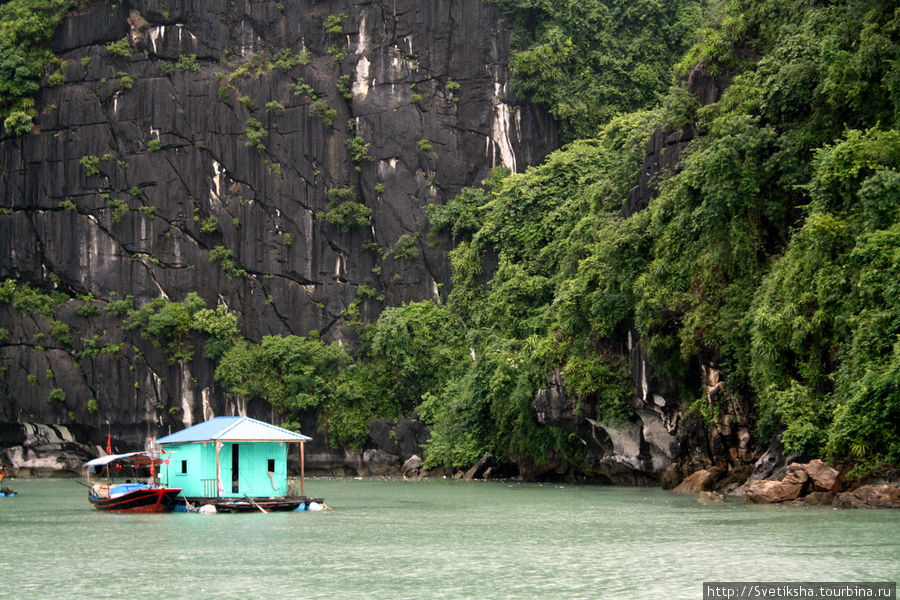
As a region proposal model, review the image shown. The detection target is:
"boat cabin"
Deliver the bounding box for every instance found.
[154,416,311,500]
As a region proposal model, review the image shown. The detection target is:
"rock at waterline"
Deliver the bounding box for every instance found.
[672,468,723,494]
[745,479,805,503]
[833,485,900,509]
[697,491,726,503]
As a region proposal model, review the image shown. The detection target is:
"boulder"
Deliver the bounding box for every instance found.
[463,452,494,480]
[401,455,423,478]
[698,491,726,503]
[745,479,804,503]
[833,485,900,509]
[672,468,722,494]
[660,464,682,490]
[348,449,401,477]
[804,459,838,492]
[781,463,810,486]
[800,491,834,506]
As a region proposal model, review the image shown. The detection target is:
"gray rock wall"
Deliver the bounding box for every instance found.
[0,0,557,466]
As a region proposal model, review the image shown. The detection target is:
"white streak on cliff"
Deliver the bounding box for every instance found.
[353,12,371,100]
[377,158,398,179]
[353,56,371,100]
[202,388,215,421]
[490,83,517,172]
[211,160,223,203]
[148,26,164,54]
[180,362,194,427]
[356,13,368,54]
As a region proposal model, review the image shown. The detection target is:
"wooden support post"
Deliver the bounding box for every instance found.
[215,441,222,498]
[300,441,305,497]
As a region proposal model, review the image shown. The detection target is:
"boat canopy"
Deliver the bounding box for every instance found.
[84,452,159,468]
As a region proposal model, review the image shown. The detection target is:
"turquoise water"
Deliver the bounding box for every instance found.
[1,478,897,599]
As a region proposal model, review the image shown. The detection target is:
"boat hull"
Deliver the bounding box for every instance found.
[89,487,182,513]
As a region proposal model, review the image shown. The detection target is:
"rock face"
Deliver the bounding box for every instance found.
[0,423,98,476]
[833,485,900,509]
[0,0,557,470]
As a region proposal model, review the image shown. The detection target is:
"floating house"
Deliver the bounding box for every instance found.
[154,416,312,504]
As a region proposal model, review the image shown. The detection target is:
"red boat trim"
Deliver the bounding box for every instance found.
[89,488,182,513]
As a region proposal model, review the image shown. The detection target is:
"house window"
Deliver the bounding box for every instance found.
[267,459,275,473]
[180,460,187,474]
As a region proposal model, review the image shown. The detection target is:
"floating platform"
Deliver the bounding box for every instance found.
[175,496,327,513]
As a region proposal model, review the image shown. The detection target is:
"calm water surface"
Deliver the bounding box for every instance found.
[1,478,897,599]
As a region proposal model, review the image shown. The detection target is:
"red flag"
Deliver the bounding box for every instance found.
[105,433,111,455]
[161,457,170,466]
[150,461,155,477]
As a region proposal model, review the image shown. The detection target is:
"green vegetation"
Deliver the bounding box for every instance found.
[200,216,219,234]
[0,0,75,130]
[47,63,65,86]
[391,234,419,260]
[318,188,372,232]
[337,74,352,100]
[492,0,705,141]
[75,293,99,317]
[291,79,316,99]
[209,245,248,279]
[106,37,132,58]
[345,136,372,164]
[4,110,33,136]
[244,117,267,151]
[323,13,348,38]
[176,54,200,73]
[109,198,128,223]
[122,292,240,363]
[405,0,897,474]
[309,99,336,126]
[79,155,101,177]
[327,45,345,63]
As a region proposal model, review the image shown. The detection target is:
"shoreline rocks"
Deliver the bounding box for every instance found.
[833,485,900,509]
[674,459,899,509]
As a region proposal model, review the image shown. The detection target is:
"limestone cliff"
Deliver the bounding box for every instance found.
[0,0,557,468]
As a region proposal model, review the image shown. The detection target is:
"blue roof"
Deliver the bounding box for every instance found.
[154,416,312,445]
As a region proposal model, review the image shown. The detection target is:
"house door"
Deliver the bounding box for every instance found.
[231,444,240,493]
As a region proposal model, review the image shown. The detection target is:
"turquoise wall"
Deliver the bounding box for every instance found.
[159,441,290,498]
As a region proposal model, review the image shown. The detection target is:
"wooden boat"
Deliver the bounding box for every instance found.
[84,452,181,513]
[0,466,15,497]
[88,481,182,513]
